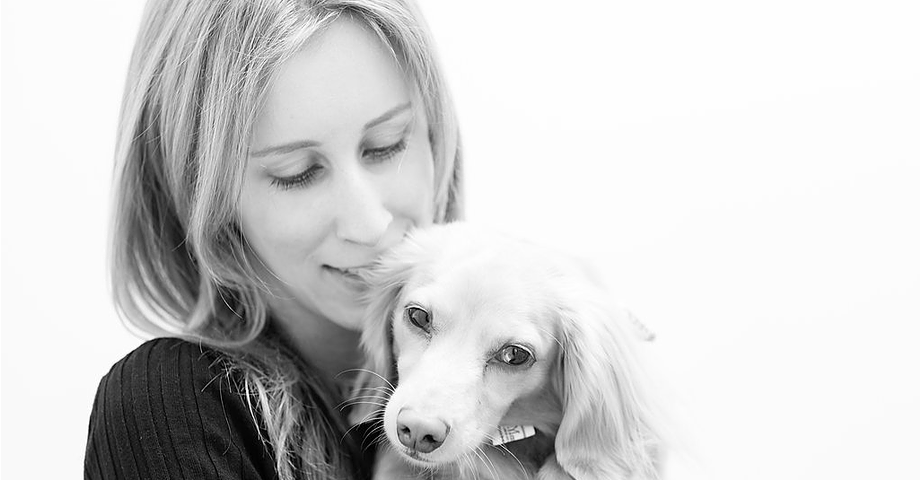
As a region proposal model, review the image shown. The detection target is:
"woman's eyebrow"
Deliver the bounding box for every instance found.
[250,103,412,158]
[250,140,320,158]
[364,102,412,130]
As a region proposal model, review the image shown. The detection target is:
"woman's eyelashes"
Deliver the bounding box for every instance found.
[363,137,408,163]
[270,164,325,190]
[269,137,409,191]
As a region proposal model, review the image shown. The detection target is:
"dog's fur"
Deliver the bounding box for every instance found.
[352,223,662,480]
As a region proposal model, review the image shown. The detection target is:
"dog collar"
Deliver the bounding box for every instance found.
[490,425,536,446]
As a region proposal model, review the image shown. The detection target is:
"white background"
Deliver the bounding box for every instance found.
[2,1,919,478]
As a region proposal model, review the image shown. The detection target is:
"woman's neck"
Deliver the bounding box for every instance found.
[269,301,365,385]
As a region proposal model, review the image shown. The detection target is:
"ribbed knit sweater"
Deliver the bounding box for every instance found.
[84,337,372,479]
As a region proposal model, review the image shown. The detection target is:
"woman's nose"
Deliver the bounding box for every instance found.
[333,168,393,246]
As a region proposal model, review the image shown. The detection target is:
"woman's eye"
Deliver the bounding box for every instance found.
[363,138,407,163]
[270,165,324,190]
[494,345,534,367]
[405,306,431,333]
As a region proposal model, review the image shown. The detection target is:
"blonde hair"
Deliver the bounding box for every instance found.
[110,0,462,478]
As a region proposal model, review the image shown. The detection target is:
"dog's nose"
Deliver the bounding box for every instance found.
[396,409,449,453]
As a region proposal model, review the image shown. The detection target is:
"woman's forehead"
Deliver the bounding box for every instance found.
[251,16,414,150]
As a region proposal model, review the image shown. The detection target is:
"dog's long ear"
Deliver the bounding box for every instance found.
[550,293,661,480]
[347,244,419,426]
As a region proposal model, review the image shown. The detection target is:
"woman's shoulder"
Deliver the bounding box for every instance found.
[86,337,275,479]
[102,337,231,387]
[93,337,240,408]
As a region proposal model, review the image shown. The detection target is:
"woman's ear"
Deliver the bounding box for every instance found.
[548,295,661,480]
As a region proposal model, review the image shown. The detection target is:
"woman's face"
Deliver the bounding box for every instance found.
[240,17,435,332]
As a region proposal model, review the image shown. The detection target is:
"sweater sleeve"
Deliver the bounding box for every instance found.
[84,338,277,480]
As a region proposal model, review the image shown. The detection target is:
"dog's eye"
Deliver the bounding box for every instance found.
[495,345,533,367]
[405,306,431,333]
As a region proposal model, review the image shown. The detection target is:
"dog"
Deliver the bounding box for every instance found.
[350,222,663,479]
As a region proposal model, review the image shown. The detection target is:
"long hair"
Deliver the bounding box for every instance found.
[109,1,463,478]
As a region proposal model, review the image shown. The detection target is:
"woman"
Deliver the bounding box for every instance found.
[84,1,462,479]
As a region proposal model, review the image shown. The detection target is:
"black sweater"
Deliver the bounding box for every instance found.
[84,337,372,479]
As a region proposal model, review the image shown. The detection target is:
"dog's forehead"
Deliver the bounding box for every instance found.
[417,277,520,315]
[397,223,567,331]
[410,223,541,269]
[415,254,542,307]
[401,262,559,343]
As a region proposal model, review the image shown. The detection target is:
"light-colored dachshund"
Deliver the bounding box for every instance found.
[352,222,663,480]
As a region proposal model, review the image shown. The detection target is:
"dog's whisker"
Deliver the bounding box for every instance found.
[465,449,480,479]
[452,454,464,479]
[354,383,393,390]
[339,394,389,403]
[470,451,484,480]
[481,446,502,480]
[340,418,373,445]
[350,384,395,394]
[363,427,389,453]
[467,431,488,476]
[495,443,528,479]
[362,435,380,454]
[356,417,389,453]
[474,445,500,480]
[472,427,506,480]
[420,460,436,480]
[367,426,387,441]
[338,404,386,415]
[361,413,387,428]
[471,454,484,480]
[344,410,386,439]
[337,401,388,412]
[467,446,485,480]
[349,387,395,396]
[459,451,476,480]
[338,368,396,391]
[337,390,391,409]
[336,404,383,414]
[456,454,466,479]
[343,392,389,398]
[340,394,390,403]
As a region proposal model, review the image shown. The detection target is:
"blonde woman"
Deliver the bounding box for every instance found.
[84,1,462,479]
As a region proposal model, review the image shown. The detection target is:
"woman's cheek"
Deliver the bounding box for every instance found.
[272,195,330,256]
[244,190,328,269]
[390,147,436,223]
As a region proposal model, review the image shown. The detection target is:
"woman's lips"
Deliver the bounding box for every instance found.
[323,265,369,291]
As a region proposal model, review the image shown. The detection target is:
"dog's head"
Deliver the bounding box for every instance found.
[354,223,661,479]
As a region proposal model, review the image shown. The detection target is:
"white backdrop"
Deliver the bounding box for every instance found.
[2,1,919,478]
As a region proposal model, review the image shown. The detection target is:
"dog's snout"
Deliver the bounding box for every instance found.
[396,408,449,453]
